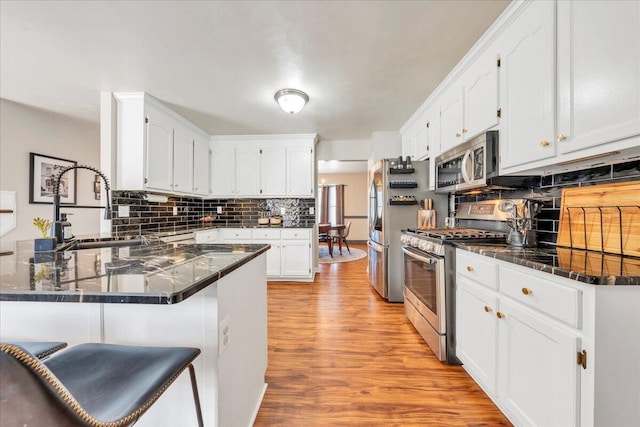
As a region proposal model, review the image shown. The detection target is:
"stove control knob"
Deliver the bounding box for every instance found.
[418,241,430,251]
[410,237,420,247]
[400,234,409,244]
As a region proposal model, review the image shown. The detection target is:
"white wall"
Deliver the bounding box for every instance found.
[318,172,368,241]
[370,131,402,167]
[316,139,371,161]
[0,99,101,243]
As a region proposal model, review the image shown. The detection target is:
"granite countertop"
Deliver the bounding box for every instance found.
[0,237,269,304]
[456,243,640,286]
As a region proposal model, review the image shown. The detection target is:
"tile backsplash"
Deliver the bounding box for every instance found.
[456,159,640,245]
[111,192,315,236]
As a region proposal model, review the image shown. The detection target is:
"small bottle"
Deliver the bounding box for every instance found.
[60,213,73,241]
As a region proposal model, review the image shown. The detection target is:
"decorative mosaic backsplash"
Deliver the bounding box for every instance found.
[111,192,315,236]
[456,159,640,245]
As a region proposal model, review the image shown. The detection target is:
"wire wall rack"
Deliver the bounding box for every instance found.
[562,205,640,257]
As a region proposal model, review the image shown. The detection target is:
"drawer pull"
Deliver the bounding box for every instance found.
[466,266,474,272]
[522,288,532,295]
[484,306,492,313]
[496,312,505,319]
[540,140,550,147]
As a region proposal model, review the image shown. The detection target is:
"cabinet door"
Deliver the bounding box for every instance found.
[464,47,499,141]
[193,136,210,196]
[235,145,261,196]
[281,240,311,277]
[557,0,640,154]
[498,299,580,427]
[287,146,314,197]
[401,126,417,159]
[439,85,464,153]
[499,0,556,171]
[456,278,499,395]
[261,146,287,196]
[413,124,428,160]
[210,145,236,197]
[144,106,174,192]
[172,128,194,194]
[253,239,281,276]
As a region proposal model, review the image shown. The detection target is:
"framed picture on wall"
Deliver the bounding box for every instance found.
[29,152,77,205]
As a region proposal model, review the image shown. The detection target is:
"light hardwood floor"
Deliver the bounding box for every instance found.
[254,243,511,426]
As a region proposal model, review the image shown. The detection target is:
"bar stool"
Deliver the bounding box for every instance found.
[8,341,67,359]
[0,342,204,427]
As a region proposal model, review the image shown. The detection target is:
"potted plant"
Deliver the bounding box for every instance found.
[33,217,55,252]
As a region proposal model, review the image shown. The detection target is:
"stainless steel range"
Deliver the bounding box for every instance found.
[401,200,516,364]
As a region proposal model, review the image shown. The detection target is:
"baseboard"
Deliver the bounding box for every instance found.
[247,383,268,427]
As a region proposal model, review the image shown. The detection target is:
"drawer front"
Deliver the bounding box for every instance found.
[222,228,252,241]
[251,229,281,240]
[457,250,498,290]
[281,228,311,240]
[499,266,581,328]
[195,230,217,243]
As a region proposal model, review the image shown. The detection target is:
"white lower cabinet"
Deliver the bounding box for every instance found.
[194,228,312,281]
[497,299,580,427]
[456,277,499,395]
[456,249,640,427]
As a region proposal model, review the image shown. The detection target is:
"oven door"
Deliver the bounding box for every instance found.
[402,246,446,333]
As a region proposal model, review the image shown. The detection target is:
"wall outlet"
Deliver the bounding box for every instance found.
[172,206,178,216]
[217,206,222,214]
[219,315,231,355]
[118,205,130,218]
[309,207,315,215]
[280,207,286,215]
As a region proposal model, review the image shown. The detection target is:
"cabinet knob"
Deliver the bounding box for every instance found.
[144,178,148,184]
[466,266,473,272]
[455,132,461,138]
[462,128,468,133]
[496,312,505,319]
[484,306,492,313]
[540,140,550,147]
[557,134,566,142]
[521,288,532,295]
[194,187,198,191]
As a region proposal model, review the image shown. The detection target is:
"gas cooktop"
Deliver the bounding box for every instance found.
[405,228,508,241]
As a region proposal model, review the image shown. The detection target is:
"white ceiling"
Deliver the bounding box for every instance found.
[0,0,509,142]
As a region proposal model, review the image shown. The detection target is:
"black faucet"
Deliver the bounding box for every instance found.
[52,165,112,244]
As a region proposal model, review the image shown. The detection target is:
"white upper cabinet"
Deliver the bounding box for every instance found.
[463,45,500,141]
[497,0,556,171]
[172,123,194,194]
[439,84,465,154]
[113,92,211,197]
[287,145,314,197]
[261,146,287,196]
[210,135,316,198]
[144,102,174,192]
[193,135,210,196]
[557,0,640,154]
[235,143,261,196]
[210,143,237,197]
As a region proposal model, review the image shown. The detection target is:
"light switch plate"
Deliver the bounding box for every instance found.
[118,205,130,218]
[280,207,286,215]
[217,206,222,214]
[172,206,178,215]
[309,207,315,215]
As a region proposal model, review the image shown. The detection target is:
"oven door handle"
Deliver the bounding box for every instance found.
[402,246,438,264]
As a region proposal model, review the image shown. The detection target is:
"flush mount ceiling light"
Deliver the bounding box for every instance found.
[274,88,309,114]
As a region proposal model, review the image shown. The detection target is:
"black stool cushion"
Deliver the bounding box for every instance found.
[44,343,200,423]
[8,341,67,359]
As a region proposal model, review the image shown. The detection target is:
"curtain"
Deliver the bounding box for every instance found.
[318,184,345,224]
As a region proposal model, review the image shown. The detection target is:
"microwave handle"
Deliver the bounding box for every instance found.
[461,150,472,184]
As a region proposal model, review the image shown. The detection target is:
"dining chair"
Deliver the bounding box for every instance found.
[318,223,333,257]
[0,342,204,427]
[332,221,352,254]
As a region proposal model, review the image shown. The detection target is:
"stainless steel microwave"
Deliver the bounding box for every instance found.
[435,131,498,193]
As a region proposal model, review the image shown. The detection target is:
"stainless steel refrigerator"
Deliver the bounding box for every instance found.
[367,158,447,302]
